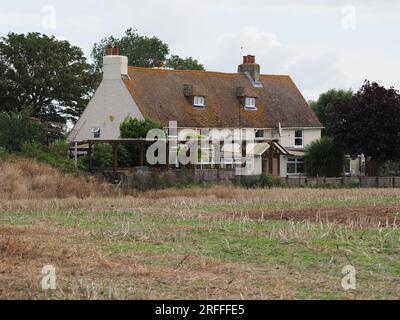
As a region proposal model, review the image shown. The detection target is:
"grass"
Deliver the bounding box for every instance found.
[1,189,400,299]
[1,159,399,299]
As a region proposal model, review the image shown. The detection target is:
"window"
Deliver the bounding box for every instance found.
[245,97,257,110]
[91,127,101,139]
[294,130,303,147]
[255,129,264,138]
[287,157,304,175]
[193,96,205,107]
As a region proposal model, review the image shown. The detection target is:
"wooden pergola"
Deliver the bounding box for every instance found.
[74,138,289,176]
[84,138,170,172]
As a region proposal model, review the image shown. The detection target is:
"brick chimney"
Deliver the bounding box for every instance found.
[238,55,261,86]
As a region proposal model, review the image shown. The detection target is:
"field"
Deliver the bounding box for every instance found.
[1,177,400,299]
[0,159,398,299]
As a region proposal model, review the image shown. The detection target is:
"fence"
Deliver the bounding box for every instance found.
[284,176,400,188]
[100,167,400,188]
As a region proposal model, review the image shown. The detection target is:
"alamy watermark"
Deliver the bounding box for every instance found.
[41,265,57,290]
[341,265,356,290]
[341,5,356,30]
[144,121,256,175]
[41,5,57,30]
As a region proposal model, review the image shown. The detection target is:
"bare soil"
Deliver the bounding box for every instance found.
[228,204,400,227]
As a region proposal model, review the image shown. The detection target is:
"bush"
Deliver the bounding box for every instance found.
[119,117,164,166]
[129,171,175,191]
[48,139,70,157]
[92,143,113,168]
[305,136,345,177]
[0,110,45,152]
[239,174,283,188]
[20,142,77,173]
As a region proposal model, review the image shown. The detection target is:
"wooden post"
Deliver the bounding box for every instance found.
[268,147,273,175]
[88,142,92,172]
[139,142,144,167]
[166,141,170,171]
[113,143,119,172]
[277,154,281,177]
[74,142,78,169]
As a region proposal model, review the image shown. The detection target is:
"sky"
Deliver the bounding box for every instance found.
[1,0,399,101]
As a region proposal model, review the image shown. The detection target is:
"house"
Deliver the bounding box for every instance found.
[68,48,349,177]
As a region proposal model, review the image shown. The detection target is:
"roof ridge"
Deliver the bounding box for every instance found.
[127,66,290,78]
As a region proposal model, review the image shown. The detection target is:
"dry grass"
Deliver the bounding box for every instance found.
[0,159,115,200]
[1,159,400,299]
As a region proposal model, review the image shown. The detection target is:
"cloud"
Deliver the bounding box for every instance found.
[0,0,399,101]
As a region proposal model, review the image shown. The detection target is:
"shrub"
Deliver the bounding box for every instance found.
[92,143,113,168]
[239,174,283,188]
[20,142,77,173]
[119,117,164,166]
[305,136,345,177]
[0,110,45,152]
[48,139,70,157]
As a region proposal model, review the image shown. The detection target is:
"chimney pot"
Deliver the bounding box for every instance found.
[243,56,248,64]
[113,46,120,56]
[106,45,113,56]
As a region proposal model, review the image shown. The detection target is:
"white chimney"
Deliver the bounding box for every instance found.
[102,46,128,80]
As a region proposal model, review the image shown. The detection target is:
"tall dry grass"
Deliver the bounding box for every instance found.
[0,158,115,200]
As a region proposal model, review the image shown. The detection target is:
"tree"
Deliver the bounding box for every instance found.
[165,55,204,71]
[304,136,344,177]
[120,117,163,138]
[119,117,163,166]
[91,28,204,72]
[330,81,400,164]
[309,89,352,136]
[91,28,169,72]
[0,32,98,123]
[0,110,45,152]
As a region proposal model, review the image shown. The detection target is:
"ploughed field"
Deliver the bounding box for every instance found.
[1,187,400,299]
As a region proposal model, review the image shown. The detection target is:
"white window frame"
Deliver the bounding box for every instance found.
[244,97,257,110]
[193,96,205,107]
[294,129,304,148]
[91,127,101,139]
[287,157,304,175]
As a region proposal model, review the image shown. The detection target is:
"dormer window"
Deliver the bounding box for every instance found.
[244,97,257,110]
[193,96,205,107]
[91,127,101,139]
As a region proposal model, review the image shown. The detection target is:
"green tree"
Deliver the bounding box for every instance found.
[330,81,400,164]
[305,136,345,177]
[0,110,45,152]
[92,143,113,168]
[119,117,163,166]
[310,89,353,136]
[91,28,170,72]
[91,28,204,72]
[165,55,204,71]
[0,32,98,122]
[120,117,163,138]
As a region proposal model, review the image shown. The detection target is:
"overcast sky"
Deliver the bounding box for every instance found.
[1,0,399,100]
